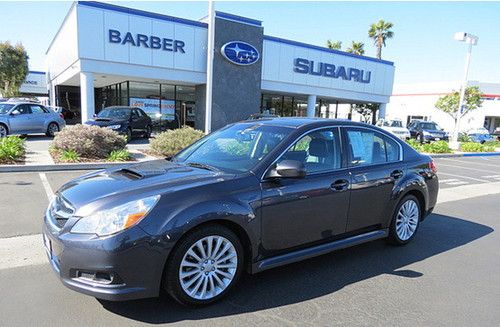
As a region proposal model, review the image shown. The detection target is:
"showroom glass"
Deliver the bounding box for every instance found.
[174,124,292,173]
[0,103,14,114]
[346,129,400,166]
[279,129,342,174]
[97,107,131,119]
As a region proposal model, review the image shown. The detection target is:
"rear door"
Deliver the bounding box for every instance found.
[29,105,51,132]
[8,104,33,133]
[343,127,404,232]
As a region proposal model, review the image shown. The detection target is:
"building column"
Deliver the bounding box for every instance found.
[307,95,317,117]
[80,72,95,123]
[48,82,56,106]
[378,103,387,120]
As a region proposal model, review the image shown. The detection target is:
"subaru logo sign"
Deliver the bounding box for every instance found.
[221,41,260,66]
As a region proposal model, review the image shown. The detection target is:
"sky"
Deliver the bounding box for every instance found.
[0,1,499,86]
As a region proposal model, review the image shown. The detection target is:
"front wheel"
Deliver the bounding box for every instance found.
[144,125,152,139]
[387,195,421,245]
[0,124,8,137]
[125,128,132,143]
[164,225,244,306]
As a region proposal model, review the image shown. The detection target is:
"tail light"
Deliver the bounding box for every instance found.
[59,113,64,119]
[429,160,437,173]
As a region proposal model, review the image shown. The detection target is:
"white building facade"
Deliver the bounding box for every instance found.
[46,1,395,130]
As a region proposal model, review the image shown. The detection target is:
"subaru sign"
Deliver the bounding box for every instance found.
[221,41,260,66]
[293,58,371,84]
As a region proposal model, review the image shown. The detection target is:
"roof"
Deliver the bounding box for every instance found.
[240,117,372,129]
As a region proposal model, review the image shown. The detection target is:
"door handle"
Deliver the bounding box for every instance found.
[331,179,349,192]
[390,170,404,179]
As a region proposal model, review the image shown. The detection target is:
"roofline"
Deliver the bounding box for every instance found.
[263,35,394,66]
[215,11,262,27]
[46,1,77,55]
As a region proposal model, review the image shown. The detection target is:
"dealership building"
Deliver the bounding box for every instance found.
[46,1,395,131]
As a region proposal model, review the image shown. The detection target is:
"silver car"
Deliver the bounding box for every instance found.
[0,102,66,137]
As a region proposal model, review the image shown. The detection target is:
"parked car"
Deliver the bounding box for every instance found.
[376,118,411,140]
[493,127,500,141]
[408,120,449,143]
[0,101,66,137]
[43,118,439,306]
[465,128,493,144]
[48,106,77,120]
[84,106,152,142]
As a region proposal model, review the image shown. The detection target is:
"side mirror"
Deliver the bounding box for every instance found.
[10,109,20,116]
[266,160,306,179]
[93,114,97,118]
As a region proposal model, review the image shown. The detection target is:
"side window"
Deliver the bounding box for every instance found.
[16,105,32,115]
[30,105,46,114]
[280,129,341,174]
[385,136,400,162]
[346,129,387,166]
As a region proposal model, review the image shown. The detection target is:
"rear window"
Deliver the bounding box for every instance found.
[346,129,400,166]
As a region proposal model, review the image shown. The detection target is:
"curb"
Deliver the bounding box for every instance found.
[430,152,500,158]
[0,161,134,173]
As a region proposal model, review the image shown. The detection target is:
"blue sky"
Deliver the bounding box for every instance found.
[1,1,499,85]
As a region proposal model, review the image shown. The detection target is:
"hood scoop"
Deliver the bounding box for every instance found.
[111,160,195,180]
[114,168,144,180]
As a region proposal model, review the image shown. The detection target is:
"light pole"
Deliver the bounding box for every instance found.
[450,32,478,150]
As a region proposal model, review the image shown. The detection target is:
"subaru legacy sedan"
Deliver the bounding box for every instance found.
[43,118,439,306]
[0,102,66,137]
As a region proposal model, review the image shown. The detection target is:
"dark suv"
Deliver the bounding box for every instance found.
[408,120,449,143]
[43,118,439,306]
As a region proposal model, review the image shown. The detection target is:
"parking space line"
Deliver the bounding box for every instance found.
[438,172,489,183]
[436,163,500,174]
[38,173,54,202]
[440,158,500,168]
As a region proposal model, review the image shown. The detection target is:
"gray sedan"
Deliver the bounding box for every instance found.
[0,102,66,137]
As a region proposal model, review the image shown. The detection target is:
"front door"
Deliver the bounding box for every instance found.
[343,127,403,232]
[9,104,34,133]
[260,127,350,255]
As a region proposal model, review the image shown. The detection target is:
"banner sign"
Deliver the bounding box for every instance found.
[130,98,175,121]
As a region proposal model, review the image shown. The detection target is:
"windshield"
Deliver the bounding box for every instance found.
[97,107,131,119]
[389,120,403,127]
[421,122,440,130]
[173,123,292,173]
[0,103,14,114]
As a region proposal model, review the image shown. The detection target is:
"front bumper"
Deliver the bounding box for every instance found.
[422,134,449,142]
[43,215,167,301]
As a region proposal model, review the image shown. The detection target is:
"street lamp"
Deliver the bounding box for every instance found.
[450,32,478,150]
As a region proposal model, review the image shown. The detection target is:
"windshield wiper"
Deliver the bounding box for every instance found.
[186,162,220,172]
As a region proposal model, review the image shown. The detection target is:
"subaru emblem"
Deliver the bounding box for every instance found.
[221,41,260,66]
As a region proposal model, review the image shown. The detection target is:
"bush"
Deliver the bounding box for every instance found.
[460,142,495,153]
[0,136,26,163]
[50,124,127,160]
[107,149,132,162]
[150,126,204,157]
[59,149,80,162]
[422,141,452,154]
[483,140,500,148]
[458,133,472,142]
[406,139,423,152]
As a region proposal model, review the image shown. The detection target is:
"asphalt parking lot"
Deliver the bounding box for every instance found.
[0,156,499,326]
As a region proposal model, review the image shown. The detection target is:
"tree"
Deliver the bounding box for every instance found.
[0,42,29,98]
[368,20,394,59]
[326,40,342,50]
[352,103,380,124]
[346,41,365,55]
[435,86,484,124]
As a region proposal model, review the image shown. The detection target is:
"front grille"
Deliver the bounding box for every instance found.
[49,195,75,229]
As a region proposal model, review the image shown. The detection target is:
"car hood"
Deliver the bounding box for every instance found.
[85,118,128,127]
[56,159,235,216]
[383,126,409,133]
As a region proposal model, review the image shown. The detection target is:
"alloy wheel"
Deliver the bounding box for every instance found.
[178,235,238,300]
[48,123,59,136]
[395,199,419,241]
[0,125,7,137]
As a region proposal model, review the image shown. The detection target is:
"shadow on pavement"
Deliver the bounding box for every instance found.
[99,213,493,324]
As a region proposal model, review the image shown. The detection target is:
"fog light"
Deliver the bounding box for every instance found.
[77,270,114,284]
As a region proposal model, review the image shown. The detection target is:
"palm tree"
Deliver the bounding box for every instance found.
[326,40,342,50]
[346,41,365,55]
[368,19,394,59]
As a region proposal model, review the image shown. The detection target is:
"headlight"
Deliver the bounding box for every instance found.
[107,124,122,130]
[71,195,160,236]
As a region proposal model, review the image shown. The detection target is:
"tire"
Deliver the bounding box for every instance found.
[46,122,59,137]
[144,125,152,139]
[417,133,424,144]
[125,128,132,143]
[387,195,421,245]
[0,124,8,137]
[164,224,244,306]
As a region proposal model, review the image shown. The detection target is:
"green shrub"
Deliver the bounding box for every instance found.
[460,142,495,152]
[50,124,127,160]
[107,149,132,162]
[0,136,26,163]
[406,139,423,152]
[59,149,80,162]
[458,133,472,142]
[422,141,452,154]
[150,126,204,157]
[483,140,500,148]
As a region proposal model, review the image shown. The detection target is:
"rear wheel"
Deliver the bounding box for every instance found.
[0,124,7,137]
[46,122,59,137]
[164,224,244,306]
[388,195,421,245]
